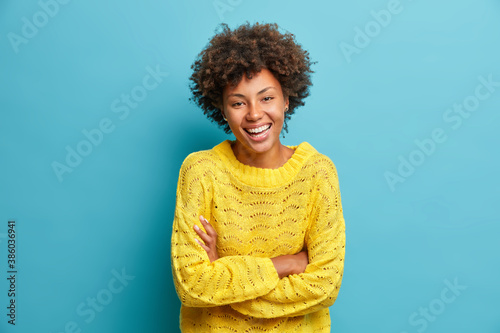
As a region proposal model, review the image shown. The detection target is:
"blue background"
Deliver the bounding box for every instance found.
[1,0,499,332]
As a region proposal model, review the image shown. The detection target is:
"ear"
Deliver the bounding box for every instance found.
[284,96,289,112]
[212,101,227,120]
[220,107,227,121]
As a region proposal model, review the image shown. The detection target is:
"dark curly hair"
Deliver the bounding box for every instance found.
[189,22,315,134]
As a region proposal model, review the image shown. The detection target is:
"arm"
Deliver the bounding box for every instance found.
[171,156,280,308]
[271,250,309,279]
[229,160,346,318]
[194,215,309,278]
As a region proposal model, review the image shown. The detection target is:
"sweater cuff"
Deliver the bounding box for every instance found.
[261,258,280,286]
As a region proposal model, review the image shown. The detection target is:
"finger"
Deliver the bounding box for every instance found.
[204,223,217,238]
[194,225,213,244]
[198,230,213,245]
[195,238,210,252]
[200,216,217,237]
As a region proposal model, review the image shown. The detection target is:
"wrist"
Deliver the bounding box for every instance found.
[271,255,296,279]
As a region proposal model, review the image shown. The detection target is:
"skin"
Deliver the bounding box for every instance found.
[222,68,294,169]
[194,68,308,278]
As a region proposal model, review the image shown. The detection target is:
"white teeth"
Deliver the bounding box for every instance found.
[246,124,271,134]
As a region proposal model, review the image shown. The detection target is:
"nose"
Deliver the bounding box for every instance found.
[246,102,263,121]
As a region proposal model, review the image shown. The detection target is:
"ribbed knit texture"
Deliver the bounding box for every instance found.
[171,140,346,332]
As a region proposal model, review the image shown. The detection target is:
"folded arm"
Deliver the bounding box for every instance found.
[195,215,309,278]
[171,205,281,307]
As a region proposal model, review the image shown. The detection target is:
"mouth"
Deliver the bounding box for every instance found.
[244,124,272,138]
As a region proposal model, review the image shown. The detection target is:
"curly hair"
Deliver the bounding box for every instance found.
[189,22,315,134]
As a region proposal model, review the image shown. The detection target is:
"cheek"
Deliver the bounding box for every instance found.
[274,111,286,124]
[226,117,244,135]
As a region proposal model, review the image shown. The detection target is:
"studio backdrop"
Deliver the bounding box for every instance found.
[1,0,499,332]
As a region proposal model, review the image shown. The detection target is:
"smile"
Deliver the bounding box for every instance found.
[245,124,271,137]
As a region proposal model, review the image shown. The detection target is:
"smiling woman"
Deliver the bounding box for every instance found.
[171,22,346,332]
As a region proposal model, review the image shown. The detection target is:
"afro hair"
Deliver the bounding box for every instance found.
[189,22,315,134]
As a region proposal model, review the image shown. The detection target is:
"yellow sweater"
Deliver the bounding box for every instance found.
[171,140,345,332]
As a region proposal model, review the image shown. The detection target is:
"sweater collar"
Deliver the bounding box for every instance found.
[213,140,317,187]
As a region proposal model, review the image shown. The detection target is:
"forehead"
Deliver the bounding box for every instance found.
[223,68,282,97]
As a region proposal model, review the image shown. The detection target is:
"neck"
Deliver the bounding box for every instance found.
[231,141,294,169]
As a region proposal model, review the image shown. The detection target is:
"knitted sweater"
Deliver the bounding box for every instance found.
[171,140,345,332]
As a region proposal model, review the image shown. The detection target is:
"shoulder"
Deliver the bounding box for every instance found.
[181,149,219,170]
[180,140,229,168]
[297,142,339,179]
[177,141,227,181]
[292,142,342,198]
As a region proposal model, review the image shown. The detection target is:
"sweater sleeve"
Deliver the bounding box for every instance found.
[171,154,280,307]
[229,159,346,318]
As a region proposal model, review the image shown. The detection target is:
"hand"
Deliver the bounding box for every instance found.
[194,215,219,263]
[271,249,309,279]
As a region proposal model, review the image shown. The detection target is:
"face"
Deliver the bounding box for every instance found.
[222,68,289,163]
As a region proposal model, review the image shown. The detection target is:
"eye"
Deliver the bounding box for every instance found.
[232,102,243,107]
[262,96,274,102]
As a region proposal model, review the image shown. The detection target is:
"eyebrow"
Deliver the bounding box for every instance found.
[227,86,276,98]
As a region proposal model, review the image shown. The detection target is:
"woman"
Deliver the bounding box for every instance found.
[171,22,345,332]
